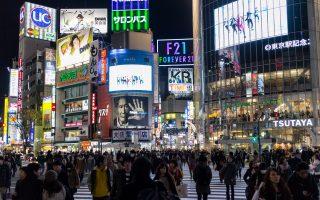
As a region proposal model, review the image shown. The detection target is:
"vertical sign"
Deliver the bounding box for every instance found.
[92,93,97,124]
[154,109,158,128]
[17,71,23,112]
[101,49,107,83]
[89,40,99,79]
[3,98,8,144]
[51,86,56,128]
[9,69,19,97]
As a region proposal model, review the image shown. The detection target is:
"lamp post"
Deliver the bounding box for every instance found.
[257,112,265,155]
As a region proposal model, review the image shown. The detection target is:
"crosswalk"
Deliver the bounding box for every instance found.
[74,165,247,200]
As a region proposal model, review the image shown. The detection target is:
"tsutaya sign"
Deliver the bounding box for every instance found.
[265,39,310,51]
[273,119,313,128]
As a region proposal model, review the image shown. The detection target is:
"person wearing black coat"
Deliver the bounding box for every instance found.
[16,163,43,200]
[193,155,212,200]
[243,161,257,200]
[288,162,319,200]
[220,152,237,200]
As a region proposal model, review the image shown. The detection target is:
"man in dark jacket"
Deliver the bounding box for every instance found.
[111,156,133,200]
[193,154,212,200]
[0,156,11,200]
[53,160,73,200]
[288,152,301,172]
[288,162,319,200]
[220,152,237,200]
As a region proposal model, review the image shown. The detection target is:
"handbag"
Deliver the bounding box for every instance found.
[252,182,264,200]
[176,182,188,198]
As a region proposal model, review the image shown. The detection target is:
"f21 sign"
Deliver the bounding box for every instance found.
[157,39,194,66]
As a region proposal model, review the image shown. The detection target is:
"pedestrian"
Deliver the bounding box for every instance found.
[243,161,257,200]
[168,160,183,186]
[277,157,292,182]
[17,163,43,200]
[220,152,237,200]
[75,154,86,183]
[118,157,167,200]
[111,156,134,200]
[87,155,112,200]
[66,162,80,197]
[153,162,178,196]
[37,151,46,175]
[254,168,292,200]
[193,155,212,200]
[42,170,66,200]
[0,156,11,200]
[12,166,27,200]
[187,154,196,179]
[288,162,319,200]
[288,152,301,172]
[53,160,73,200]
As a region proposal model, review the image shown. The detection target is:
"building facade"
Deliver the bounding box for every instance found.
[203,0,320,151]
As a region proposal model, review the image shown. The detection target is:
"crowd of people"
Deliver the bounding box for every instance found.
[0,148,317,200]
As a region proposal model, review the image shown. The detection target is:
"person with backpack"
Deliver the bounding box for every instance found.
[220,152,237,200]
[193,155,212,200]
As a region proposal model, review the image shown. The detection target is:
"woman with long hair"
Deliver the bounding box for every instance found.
[42,170,66,200]
[154,162,178,195]
[258,168,292,200]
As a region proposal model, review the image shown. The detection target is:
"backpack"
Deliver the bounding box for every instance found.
[137,181,180,200]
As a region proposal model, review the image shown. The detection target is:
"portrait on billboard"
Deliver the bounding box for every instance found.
[113,96,149,128]
[214,0,288,50]
[60,9,108,34]
[56,28,93,69]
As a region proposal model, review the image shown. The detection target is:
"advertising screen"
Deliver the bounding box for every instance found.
[112,10,149,31]
[9,69,19,97]
[214,0,288,50]
[157,39,194,66]
[168,68,193,95]
[56,28,93,70]
[112,0,149,10]
[45,61,55,85]
[19,2,56,42]
[42,97,52,130]
[57,65,90,87]
[109,64,152,93]
[113,96,149,128]
[60,9,108,34]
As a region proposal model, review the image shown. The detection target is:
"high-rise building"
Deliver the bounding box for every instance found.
[203,0,320,150]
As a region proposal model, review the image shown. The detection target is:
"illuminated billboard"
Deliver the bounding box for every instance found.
[56,28,93,70]
[168,68,193,96]
[157,39,194,66]
[9,69,19,97]
[60,9,108,34]
[45,61,56,85]
[19,2,56,41]
[214,0,288,50]
[57,65,90,87]
[109,64,152,93]
[3,98,8,144]
[112,0,149,10]
[112,96,149,128]
[42,97,52,130]
[112,10,149,31]
[112,130,150,141]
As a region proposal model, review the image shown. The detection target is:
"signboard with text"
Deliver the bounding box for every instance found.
[57,65,90,87]
[112,10,149,31]
[168,68,193,96]
[9,69,19,97]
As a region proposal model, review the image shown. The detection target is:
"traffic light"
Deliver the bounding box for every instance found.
[251,133,258,144]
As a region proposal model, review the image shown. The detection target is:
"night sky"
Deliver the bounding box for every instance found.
[0,0,193,113]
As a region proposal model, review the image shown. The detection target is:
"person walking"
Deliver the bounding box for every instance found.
[243,161,257,200]
[66,162,80,197]
[220,152,237,200]
[87,155,112,200]
[42,170,66,200]
[288,162,319,200]
[153,162,178,196]
[0,156,11,200]
[12,167,28,200]
[193,155,212,200]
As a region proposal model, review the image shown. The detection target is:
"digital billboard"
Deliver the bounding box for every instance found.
[112,10,149,31]
[113,96,149,128]
[57,65,90,87]
[9,69,19,97]
[42,97,52,130]
[168,68,193,96]
[60,9,108,34]
[45,61,56,85]
[56,28,93,70]
[112,0,149,10]
[19,2,56,42]
[214,0,288,50]
[157,39,194,66]
[109,64,152,93]
[3,98,8,144]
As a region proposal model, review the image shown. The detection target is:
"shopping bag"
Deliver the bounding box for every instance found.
[176,183,188,198]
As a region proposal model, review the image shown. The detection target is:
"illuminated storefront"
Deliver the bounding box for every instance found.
[203,0,320,150]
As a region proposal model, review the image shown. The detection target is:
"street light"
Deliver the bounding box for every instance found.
[257,112,265,155]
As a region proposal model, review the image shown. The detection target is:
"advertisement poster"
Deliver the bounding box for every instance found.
[157,39,194,66]
[218,46,241,77]
[214,0,288,50]
[45,61,56,85]
[89,40,99,79]
[168,68,193,95]
[20,2,56,41]
[56,28,93,69]
[258,74,264,95]
[9,69,19,97]
[113,96,149,128]
[109,64,152,93]
[112,10,149,31]
[97,85,111,139]
[60,9,108,34]
[42,97,52,130]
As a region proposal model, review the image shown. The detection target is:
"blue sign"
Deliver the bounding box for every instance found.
[31,7,52,28]
[154,110,158,128]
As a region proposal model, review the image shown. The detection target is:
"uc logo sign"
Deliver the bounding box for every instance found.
[31,7,52,28]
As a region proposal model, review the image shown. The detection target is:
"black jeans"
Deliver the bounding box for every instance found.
[226,184,234,200]
[197,193,208,200]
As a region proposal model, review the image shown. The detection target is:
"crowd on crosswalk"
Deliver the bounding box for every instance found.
[0,148,318,200]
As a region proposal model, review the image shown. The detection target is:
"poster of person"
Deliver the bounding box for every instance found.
[113,96,149,128]
[60,9,108,34]
[56,28,93,69]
